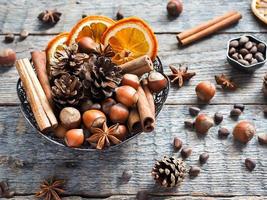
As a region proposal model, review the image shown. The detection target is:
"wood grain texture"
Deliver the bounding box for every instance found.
[0,0,266,34]
[0,105,267,196]
[0,34,266,105]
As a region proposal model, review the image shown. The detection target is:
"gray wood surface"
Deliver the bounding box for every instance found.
[0,0,267,199]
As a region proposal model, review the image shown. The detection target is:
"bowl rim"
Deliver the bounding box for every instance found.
[17,56,170,152]
[226,34,267,69]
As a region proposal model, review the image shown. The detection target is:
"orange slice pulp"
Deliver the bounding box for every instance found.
[46,32,69,65]
[67,15,115,45]
[102,17,158,65]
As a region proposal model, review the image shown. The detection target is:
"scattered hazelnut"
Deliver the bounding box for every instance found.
[173,137,183,151]
[234,103,245,112]
[232,120,256,143]
[115,85,138,107]
[181,147,192,159]
[0,48,16,67]
[189,166,200,177]
[199,152,209,164]
[257,133,267,145]
[82,110,106,130]
[195,114,214,134]
[4,32,14,43]
[59,107,81,129]
[78,37,98,53]
[109,103,129,123]
[230,108,242,118]
[121,74,140,89]
[65,129,84,148]
[101,98,116,115]
[167,0,183,17]
[53,124,68,138]
[214,112,223,125]
[117,124,128,140]
[184,119,194,129]
[19,30,29,40]
[245,158,256,171]
[195,81,216,102]
[147,71,168,93]
[189,106,200,116]
[218,127,230,138]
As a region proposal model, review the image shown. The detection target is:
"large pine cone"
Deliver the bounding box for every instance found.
[80,56,122,100]
[263,74,267,97]
[51,73,83,108]
[50,44,90,78]
[151,156,186,187]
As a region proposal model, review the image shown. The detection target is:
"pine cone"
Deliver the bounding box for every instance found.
[80,56,122,100]
[50,44,90,78]
[151,156,186,187]
[263,74,267,97]
[51,73,83,108]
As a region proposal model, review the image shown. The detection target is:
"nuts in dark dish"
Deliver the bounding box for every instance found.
[228,36,266,66]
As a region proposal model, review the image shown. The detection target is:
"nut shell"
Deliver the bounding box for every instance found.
[109,103,129,123]
[195,81,216,102]
[101,98,116,115]
[167,0,183,17]
[148,71,168,93]
[65,129,84,147]
[115,85,138,107]
[195,114,214,134]
[0,48,16,67]
[78,37,98,53]
[59,107,81,129]
[121,74,140,89]
[82,110,106,130]
[233,121,255,143]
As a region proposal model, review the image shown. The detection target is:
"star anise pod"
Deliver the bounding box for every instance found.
[87,122,123,150]
[38,9,62,24]
[168,64,196,87]
[35,178,65,200]
[95,44,115,58]
[215,74,237,90]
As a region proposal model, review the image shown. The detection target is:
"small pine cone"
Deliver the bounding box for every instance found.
[50,44,90,78]
[51,73,83,108]
[151,156,186,188]
[263,74,267,97]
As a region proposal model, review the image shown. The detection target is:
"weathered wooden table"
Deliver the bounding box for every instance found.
[0,0,267,199]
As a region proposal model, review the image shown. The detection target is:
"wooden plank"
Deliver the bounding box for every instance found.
[7,195,267,199]
[0,33,267,105]
[0,105,267,196]
[0,0,266,34]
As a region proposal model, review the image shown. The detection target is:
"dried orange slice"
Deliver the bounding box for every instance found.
[45,32,69,64]
[251,0,267,24]
[67,15,115,45]
[102,17,158,65]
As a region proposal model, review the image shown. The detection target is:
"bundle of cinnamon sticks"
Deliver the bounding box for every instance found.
[177,11,242,46]
[16,58,58,132]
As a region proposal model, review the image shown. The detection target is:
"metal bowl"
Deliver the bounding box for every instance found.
[227,35,267,73]
[17,57,170,151]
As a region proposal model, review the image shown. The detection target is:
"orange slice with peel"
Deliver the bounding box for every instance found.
[45,32,69,65]
[102,17,158,65]
[67,15,115,45]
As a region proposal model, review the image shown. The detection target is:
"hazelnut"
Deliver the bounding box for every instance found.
[115,85,138,107]
[101,98,116,115]
[195,114,214,134]
[78,37,98,53]
[59,107,81,129]
[79,99,93,113]
[82,110,106,130]
[195,81,216,102]
[65,129,84,148]
[148,71,168,93]
[233,120,256,143]
[117,124,128,140]
[121,74,140,89]
[109,103,129,123]
[0,48,16,67]
[167,0,183,17]
[53,124,68,138]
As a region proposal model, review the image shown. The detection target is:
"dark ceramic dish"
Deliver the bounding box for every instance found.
[227,35,267,72]
[17,57,170,151]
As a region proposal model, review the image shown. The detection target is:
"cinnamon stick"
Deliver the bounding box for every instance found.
[177,11,242,46]
[136,86,155,132]
[119,55,153,77]
[31,51,54,108]
[127,108,142,133]
[22,58,58,129]
[16,60,51,132]
[142,79,155,115]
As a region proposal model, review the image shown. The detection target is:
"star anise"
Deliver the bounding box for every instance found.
[87,122,123,150]
[35,178,65,200]
[168,64,196,87]
[215,74,237,90]
[95,44,115,58]
[38,9,62,24]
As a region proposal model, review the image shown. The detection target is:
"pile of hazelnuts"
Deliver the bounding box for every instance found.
[54,71,167,149]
